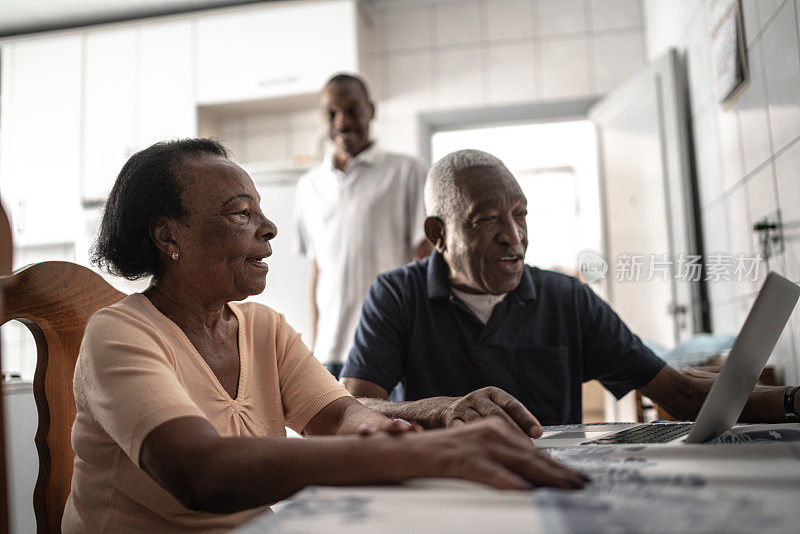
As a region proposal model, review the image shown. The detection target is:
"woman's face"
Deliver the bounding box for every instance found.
[169,154,277,303]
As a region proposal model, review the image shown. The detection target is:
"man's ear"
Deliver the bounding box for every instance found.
[424,217,446,253]
[368,100,376,121]
[149,218,180,259]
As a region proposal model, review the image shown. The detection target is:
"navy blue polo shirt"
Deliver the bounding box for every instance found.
[341,251,666,425]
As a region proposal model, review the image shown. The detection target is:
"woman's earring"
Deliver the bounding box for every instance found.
[172,252,179,261]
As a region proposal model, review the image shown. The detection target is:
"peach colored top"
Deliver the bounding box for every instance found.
[62,294,350,533]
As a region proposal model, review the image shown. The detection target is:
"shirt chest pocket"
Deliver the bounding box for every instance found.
[516,346,571,425]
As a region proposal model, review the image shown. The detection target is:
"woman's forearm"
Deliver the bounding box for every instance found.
[141,416,421,514]
[188,434,414,513]
[141,416,588,515]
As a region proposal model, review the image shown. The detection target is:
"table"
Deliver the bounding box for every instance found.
[235,424,800,533]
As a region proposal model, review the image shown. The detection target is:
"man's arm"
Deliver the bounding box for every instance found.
[638,365,797,422]
[342,377,543,438]
[309,260,319,346]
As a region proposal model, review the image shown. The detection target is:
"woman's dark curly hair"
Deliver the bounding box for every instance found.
[92,138,228,280]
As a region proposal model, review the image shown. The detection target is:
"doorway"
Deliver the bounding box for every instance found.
[431,119,602,279]
[427,115,607,423]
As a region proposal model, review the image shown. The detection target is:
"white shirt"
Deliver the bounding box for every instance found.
[293,144,428,363]
[451,288,507,324]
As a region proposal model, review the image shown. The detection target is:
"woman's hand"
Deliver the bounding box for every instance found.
[397,417,588,490]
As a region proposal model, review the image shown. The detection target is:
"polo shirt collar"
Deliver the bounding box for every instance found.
[426,251,537,301]
[324,142,381,174]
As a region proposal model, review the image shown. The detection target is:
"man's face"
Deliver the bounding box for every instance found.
[442,166,528,295]
[321,80,374,158]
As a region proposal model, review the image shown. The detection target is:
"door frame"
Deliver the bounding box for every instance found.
[416,97,600,166]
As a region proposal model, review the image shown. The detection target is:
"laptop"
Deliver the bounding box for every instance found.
[535,272,800,448]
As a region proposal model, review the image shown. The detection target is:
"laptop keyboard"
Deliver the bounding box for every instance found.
[588,423,694,444]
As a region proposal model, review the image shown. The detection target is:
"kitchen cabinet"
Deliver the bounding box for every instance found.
[138,20,196,147]
[81,27,138,202]
[0,35,83,247]
[81,21,195,203]
[195,0,358,105]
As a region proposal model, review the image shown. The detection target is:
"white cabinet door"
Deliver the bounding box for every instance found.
[0,35,83,247]
[196,0,358,104]
[82,22,197,203]
[81,28,138,203]
[138,20,196,147]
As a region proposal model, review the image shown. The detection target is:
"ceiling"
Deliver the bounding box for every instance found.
[0,0,272,38]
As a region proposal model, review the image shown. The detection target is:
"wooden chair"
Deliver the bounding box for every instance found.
[1,201,13,534]
[0,261,123,533]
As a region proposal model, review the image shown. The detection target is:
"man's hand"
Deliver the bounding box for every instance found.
[358,418,423,437]
[443,387,543,438]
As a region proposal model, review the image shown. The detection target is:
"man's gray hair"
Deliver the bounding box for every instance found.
[424,149,508,218]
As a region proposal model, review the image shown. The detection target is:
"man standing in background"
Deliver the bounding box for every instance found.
[293,73,431,378]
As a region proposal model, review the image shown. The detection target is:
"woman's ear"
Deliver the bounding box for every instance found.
[424,217,446,253]
[150,218,180,259]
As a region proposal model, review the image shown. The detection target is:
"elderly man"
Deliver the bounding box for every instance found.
[293,73,431,379]
[340,149,800,432]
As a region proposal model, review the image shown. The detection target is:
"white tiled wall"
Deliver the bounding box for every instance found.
[645,0,800,384]
[224,0,646,162]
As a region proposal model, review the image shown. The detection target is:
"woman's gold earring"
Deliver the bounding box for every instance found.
[172,252,179,261]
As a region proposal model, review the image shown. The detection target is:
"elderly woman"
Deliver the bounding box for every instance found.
[62,139,586,532]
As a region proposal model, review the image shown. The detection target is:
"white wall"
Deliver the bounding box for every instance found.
[224,0,647,163]
[645,0,800,384]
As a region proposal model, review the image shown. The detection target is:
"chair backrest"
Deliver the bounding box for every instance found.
[0,262,123,533]
[0,201,12,534]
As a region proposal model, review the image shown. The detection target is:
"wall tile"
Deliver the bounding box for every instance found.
[716,105,744,191]
[761,1,800,153]
[540,36,592,99]
[374,116,420,158]
[244,112,287,134]
[243,132,288,162]
[724,184,754,300]
[734,42,772,175]
[591,31,645,93]
[710,295,755,335]
[538,0,587,36]
[740,0,762,47]
[289,124,323,158]
[288,107,321,129]
[701,202,733,303]
[758,0,787,32]
[702,199,736,305]
[774,139,800,283]
[485,0,535,41]
[791,299,800,379]
[684,5,714,117]
[771,323,798,385]
[746,165,786,292]
[434,0,482,46]
[486,42,537,103]
[221,136,246,163]
[642,0,690,61]
[435,46,486,108]
[589,0,642,32]
[373,3,432,52]
[693,104,724,208]
[382,52,434,118]
[219,115,244,139]
[363,57,386,101]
